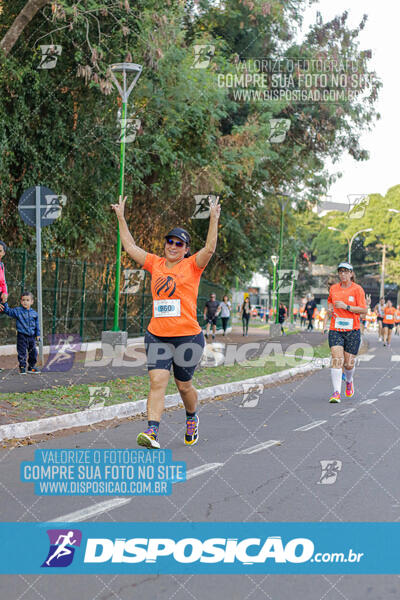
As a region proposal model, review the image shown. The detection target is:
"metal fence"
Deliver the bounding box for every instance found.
[0,249,226,344]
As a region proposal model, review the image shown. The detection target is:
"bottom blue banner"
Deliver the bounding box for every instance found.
[0,522,398,574]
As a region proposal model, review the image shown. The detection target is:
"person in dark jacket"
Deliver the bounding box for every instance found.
[0,291,41,374]
[278,302,287,335]
[305,295,317,331]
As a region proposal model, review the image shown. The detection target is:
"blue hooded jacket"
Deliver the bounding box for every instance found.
[1,303,40,336]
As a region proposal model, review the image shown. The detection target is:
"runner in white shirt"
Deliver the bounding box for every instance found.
[219,295,231,336]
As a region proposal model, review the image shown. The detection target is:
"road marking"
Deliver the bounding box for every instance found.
[51,464,224,520]
[294,420,327,432]
[358,354,375,362]
[51,498,131,522]
[236,440,283,455]
[360,398,378,405]
[332,408,356,417]
[378,390,395,396]
[186,463,223,480]
[391,356,400,362]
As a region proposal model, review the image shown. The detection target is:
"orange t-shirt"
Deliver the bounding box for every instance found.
[395,309,400,323]
[328,282,366,331]
[383,306,396,325]
[143,252,205,337]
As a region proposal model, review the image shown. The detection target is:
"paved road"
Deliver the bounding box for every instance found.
[1,331,400,598]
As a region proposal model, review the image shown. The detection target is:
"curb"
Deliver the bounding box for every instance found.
[0,361,323,442]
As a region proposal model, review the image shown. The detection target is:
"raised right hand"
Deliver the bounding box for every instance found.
[111,195,127,219]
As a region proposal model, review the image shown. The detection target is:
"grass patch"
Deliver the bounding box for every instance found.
[1,341,330,422]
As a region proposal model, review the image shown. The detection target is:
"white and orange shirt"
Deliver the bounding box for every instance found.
[383,306,396,325]
[328,282,366,331]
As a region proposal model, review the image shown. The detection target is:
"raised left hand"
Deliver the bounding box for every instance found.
[208,195,221,220]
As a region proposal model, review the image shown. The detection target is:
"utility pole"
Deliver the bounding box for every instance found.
[380,243,386,299]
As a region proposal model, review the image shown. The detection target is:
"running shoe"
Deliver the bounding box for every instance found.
[27,367,41,374]
[329,391,341,403]
[184,415,199,446]
[136,427,160,449]
[345,381,354,398]
[19,367,26,375]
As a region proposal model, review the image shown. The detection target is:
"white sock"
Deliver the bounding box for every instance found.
[344,368,355,383]
[330,368,342,394]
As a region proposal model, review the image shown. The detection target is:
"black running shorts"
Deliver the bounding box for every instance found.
[144,330,205,381]
[383,323,394,330]
[328,329,361,355]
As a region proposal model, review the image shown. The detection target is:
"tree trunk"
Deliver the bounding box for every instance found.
[0,0,50,56]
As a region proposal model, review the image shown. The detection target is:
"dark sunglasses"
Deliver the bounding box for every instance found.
[166,238,185,248]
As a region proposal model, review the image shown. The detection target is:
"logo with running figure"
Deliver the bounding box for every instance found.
[155,275,176,297]
[41,529,82,568]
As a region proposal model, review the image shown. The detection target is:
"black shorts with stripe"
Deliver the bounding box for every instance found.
[144,330,205,381]
[328,329,361,355]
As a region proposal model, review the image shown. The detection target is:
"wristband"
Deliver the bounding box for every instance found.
[346,305,351,311]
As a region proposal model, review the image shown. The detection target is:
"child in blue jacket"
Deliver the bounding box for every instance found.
[0,291,41,374]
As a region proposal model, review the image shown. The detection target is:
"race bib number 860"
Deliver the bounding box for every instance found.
[153,299,181,318]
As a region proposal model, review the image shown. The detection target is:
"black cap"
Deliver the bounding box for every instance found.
[165,228,191,245]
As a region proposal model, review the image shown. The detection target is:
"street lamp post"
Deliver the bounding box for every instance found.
[380,209,400,298]
[109,62,142,332]
[264,188,298,323]
[348,228,373,263]
[289,252,297,325]
[271,255,279,321]
[275,201,286,323]
[327,226,372,263]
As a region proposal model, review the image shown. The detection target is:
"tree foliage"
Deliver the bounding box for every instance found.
[0,0,381,289]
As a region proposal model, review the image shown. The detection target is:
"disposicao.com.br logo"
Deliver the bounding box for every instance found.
[42,529,82,568]
[82,536,363,565]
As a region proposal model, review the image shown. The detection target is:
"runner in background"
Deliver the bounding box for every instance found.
[278,302,287,335]
[219,295,231,336]
[360,294,371,333]
[293,306,298,323]
[111,194,221,449]
[395,305,400,336]
[382,300,396,347]
[327,262,367,404]
[305,294,316,331]
[318,307,326,331]
[300,303,306,328]
[204,293,221,340]
[375,298,386,341]
[241,297,251,336]
[269,306,274,325]
[365,308,374,331]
